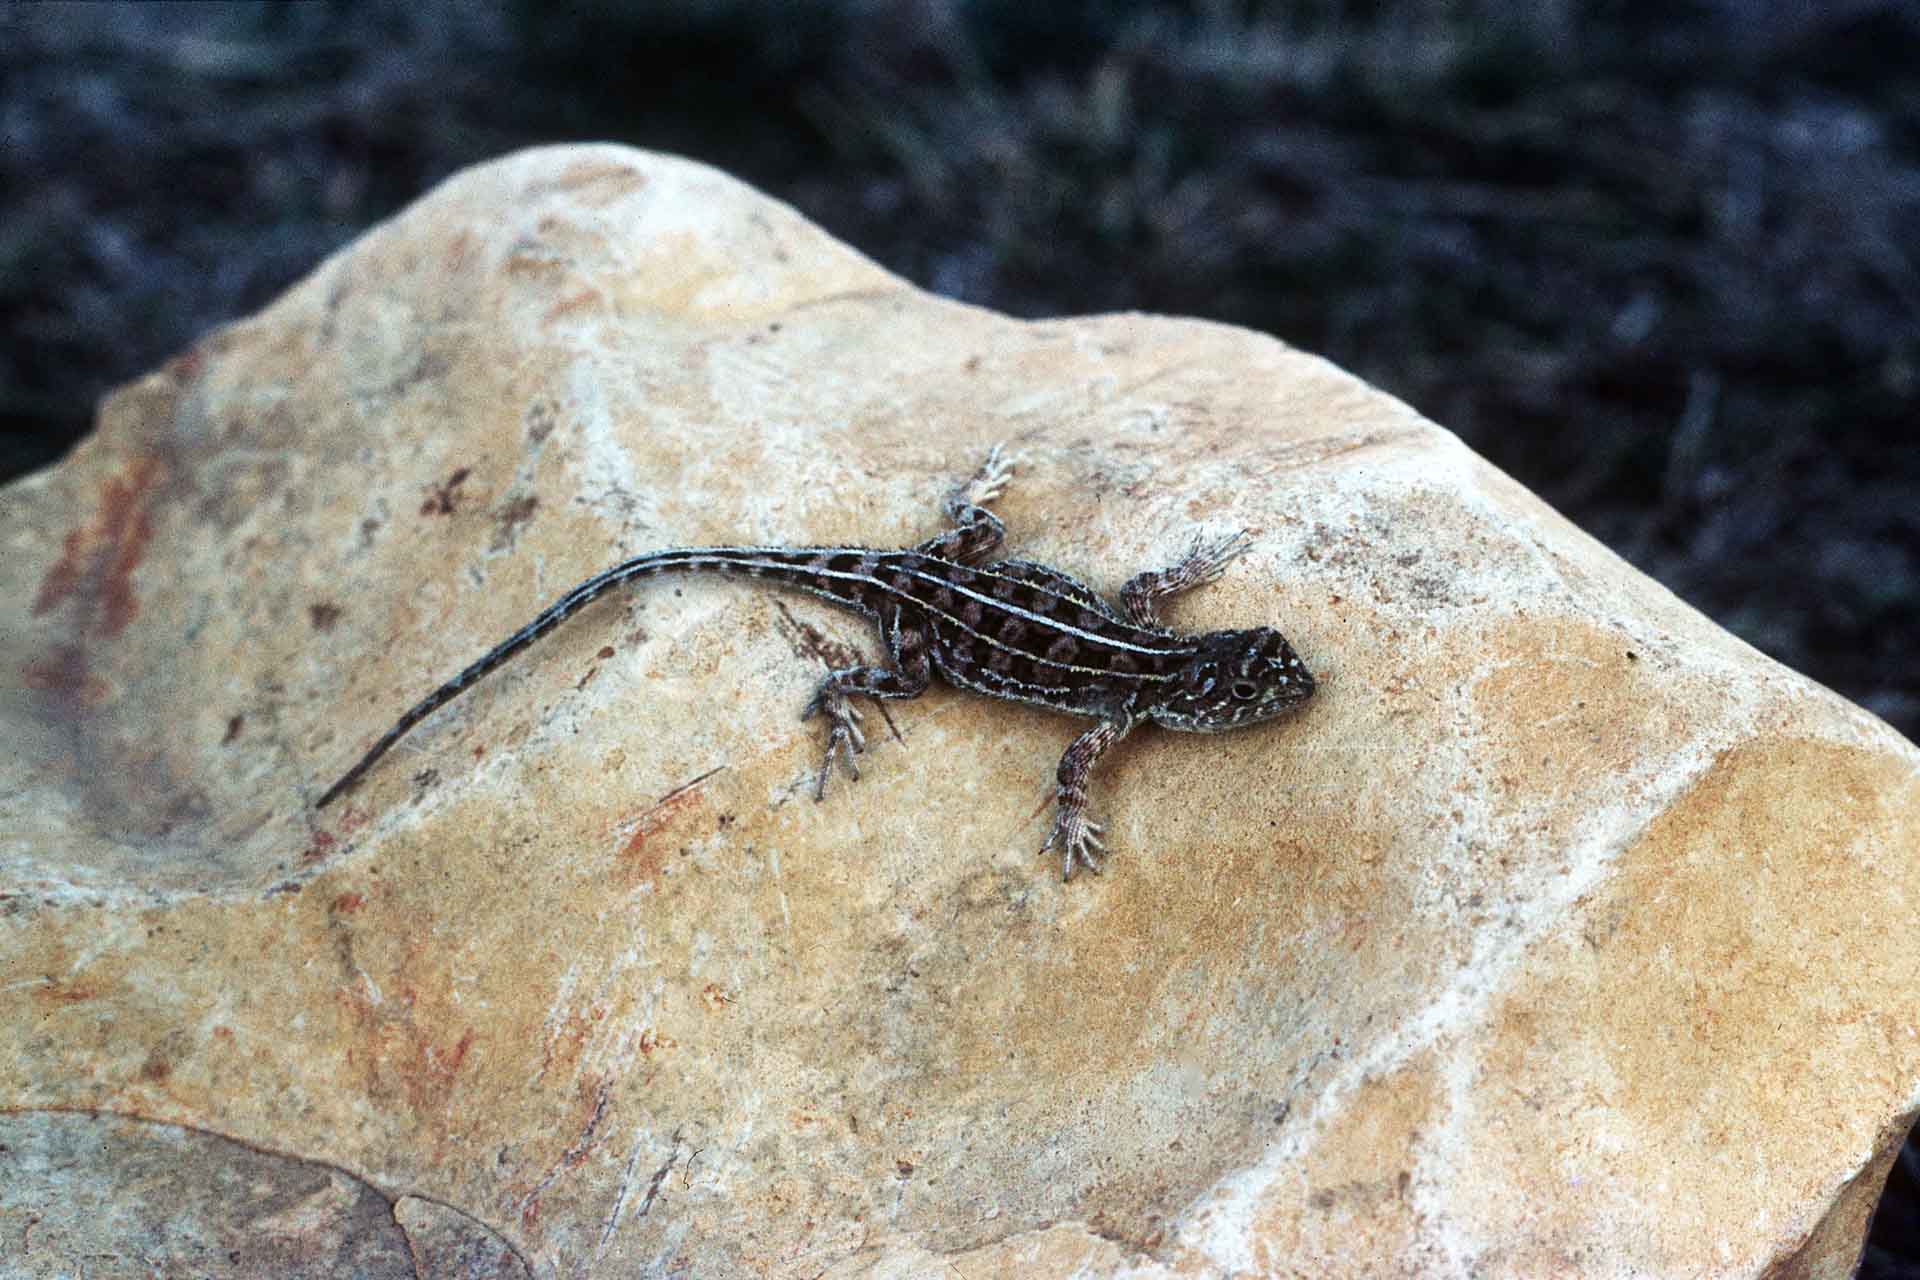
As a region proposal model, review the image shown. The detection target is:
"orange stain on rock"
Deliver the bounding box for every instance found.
[616,811,681,886]
[543,289,603,322]
[614,771,719,888]
[536,1004,607,1083]
[300,830,340,866]
[33,980,101,1008]
[337,976,478,1119]
[19,645,110,707]
[32,454,167,638]
[332,926,478,1122]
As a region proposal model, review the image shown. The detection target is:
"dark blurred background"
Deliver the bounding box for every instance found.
[3,0,1916,1269]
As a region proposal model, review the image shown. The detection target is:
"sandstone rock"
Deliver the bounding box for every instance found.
[4,144,1917,1278]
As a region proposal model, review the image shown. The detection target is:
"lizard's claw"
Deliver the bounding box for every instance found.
[1179,529,1254,589]
[965,443,1017,507]
[1042,804,1108,881]
[803,687,866,799]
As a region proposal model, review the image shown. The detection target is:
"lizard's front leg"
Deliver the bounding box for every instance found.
[1042,716,1135,880]
[1120,530,1253,629]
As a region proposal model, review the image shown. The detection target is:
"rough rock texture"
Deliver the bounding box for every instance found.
[4,144,1918,1278]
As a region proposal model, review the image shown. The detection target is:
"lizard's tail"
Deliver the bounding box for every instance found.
[313,546,861,809]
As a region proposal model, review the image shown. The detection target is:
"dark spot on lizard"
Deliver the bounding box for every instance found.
[308,603,342,631]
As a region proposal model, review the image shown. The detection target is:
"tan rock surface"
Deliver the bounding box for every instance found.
[4,144,1917,1278]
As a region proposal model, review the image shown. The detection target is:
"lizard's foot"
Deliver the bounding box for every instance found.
[802,686,866,799]
[1041,802,1108,881]
[1173,528,1254,589]
[961,443,1017,507]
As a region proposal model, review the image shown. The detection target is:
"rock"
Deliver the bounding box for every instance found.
[0,1109,531,1278]
[0,1111,422,1278]
[3,143,1916,1279]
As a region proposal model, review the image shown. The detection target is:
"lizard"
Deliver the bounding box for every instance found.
[314,446,1316,879]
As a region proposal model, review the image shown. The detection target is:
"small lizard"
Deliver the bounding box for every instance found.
[315,447,1315,879]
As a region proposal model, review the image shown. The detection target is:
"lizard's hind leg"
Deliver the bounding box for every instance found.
[801,608,934,799]
[1041,715,1137,880]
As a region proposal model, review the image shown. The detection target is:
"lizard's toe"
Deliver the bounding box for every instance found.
[1044,808,1110,881]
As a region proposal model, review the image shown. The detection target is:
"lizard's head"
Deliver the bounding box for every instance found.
[1150,628,1315,733]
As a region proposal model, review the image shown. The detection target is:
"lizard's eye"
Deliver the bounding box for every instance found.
[1229,679,1259,701]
